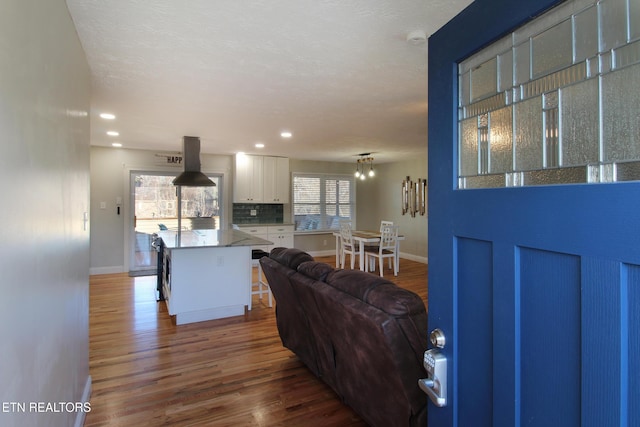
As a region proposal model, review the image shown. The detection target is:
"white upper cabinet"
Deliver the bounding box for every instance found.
[234,154,263,202]
[263,156,290,203]
[234,154,289,203]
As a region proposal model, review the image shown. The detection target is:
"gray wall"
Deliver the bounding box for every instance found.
[356,157,429,262]
[90,152,428,273]
[0,1,92,426]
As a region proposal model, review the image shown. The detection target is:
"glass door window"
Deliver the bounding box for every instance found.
[130,172,221,273]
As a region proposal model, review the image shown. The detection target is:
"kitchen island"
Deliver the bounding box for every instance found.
[157,229,272,325]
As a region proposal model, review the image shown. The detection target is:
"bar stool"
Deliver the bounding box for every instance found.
[249,249,272,310]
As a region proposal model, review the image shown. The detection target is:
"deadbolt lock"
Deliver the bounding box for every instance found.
[430,328,446,349]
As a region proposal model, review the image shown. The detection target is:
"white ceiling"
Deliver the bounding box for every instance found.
[66,0,472,164]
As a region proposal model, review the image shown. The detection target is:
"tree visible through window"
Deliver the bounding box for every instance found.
[134,173,220,233]
[293,173,354,232]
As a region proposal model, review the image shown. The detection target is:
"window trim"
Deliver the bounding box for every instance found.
[291,172,356,233]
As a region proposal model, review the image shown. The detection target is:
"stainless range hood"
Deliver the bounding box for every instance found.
[172,136,216,186]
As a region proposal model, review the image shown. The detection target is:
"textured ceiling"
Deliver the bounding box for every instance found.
[66,0,472,163]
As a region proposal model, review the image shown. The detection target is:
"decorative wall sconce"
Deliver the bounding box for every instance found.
[354,153,375,180]
[402,176,427,217]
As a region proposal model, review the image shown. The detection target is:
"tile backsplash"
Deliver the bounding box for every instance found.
[233,203,283,224]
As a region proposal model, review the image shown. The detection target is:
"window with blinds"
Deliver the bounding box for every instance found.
[293,173,355,232]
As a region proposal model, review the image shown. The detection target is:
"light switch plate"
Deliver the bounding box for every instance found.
[100,202,106,209]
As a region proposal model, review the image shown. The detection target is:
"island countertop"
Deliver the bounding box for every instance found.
[157,229,272,250]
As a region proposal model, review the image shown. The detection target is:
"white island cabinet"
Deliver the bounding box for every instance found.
[158,229,272,325]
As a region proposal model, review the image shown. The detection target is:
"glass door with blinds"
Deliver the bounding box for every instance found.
[130,171,221,274]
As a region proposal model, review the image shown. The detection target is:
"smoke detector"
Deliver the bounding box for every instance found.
[407,30,427,45]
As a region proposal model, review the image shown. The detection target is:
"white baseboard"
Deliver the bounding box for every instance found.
[399,252,428,264]
[307,249,336,258]
[90,265,125,275]
[74,375,91,427]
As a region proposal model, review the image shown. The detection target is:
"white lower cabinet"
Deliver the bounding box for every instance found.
[267,225,294,250]
[237,224,294,252]
[239,226,269,251]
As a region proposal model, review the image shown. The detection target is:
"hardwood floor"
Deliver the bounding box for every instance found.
[85,256,428,426]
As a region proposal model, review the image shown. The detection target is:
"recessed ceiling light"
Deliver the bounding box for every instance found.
[107,131,119,137]
[111,142,122,147]
[280,131,292,138]
[255,143,265,148]
[100,113,116,120]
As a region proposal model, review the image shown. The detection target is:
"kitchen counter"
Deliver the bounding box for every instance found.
[157,229,272,249]
[231,224,295,251]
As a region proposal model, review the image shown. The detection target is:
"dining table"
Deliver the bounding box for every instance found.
[332,229,404,271]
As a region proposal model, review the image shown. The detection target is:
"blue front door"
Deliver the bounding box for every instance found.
[427,0,640,426]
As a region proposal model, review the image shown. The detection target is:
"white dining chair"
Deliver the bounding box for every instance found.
[380,220,393,230]
[365,225,399,277]
[364,220,395,269]
[379,220,394,269]
[339,220,359,269]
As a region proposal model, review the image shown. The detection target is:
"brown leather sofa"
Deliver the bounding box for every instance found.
[260,247,429,427]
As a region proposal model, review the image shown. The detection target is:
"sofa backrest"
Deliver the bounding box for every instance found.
[324,268,428,366]
[297,264,428,427]
[259,249,319,376]
[269,247,314,270]
[308,273,428,427]
[262,249,429,427]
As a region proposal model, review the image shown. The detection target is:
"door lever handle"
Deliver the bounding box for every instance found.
[418,378,446,407]
[418,378,434,390]
[419,348,447,407]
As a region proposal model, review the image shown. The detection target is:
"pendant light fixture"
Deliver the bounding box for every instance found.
[354,153,375,180]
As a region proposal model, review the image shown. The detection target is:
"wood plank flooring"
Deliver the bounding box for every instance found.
[85,256,428,426]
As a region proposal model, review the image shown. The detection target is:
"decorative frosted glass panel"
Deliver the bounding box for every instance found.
[479,114,489,174]
[616,161,640,182]
[602,64,640,162]
[464,93,506,118]
[599,0,627,52]
[532,19,573,78]
[489,106,513,173]
[543,92,559,168]
[574,5,599,62]
[515,97,543,171]
[462,174,505,189]
[588,163,617,182]
[631,0,640,40]
[457,0,640,188]
[615,40,640,69]
[471,58,497,102]
[514,41,531,85]
[561,78,599,166]
[600,51,613,73]
[460,117,479,176]
[460,70,471,107]
[498,50,514,92]
[522,63,587,99]
[525,167,586,185]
